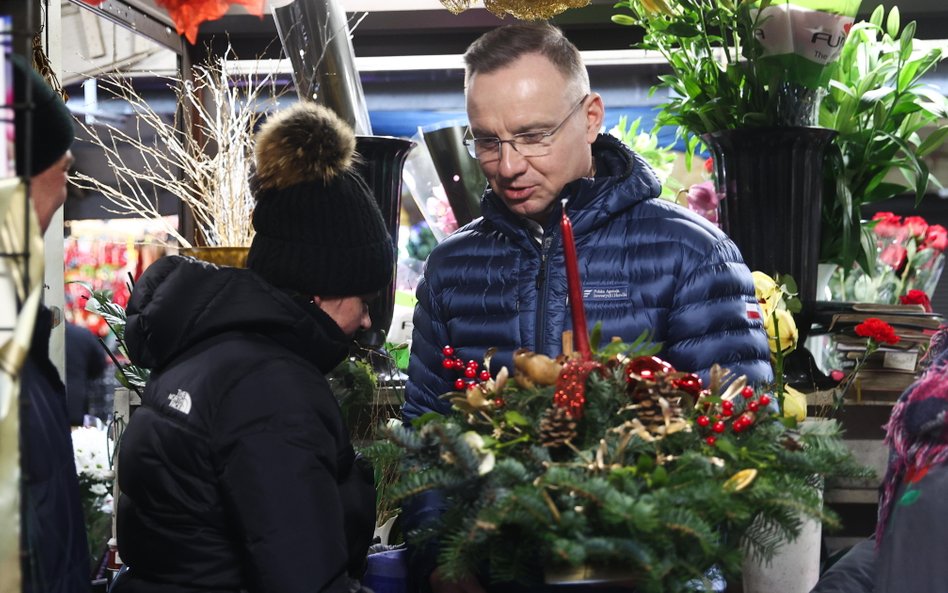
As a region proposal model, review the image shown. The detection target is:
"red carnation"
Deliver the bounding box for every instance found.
[924,224,948,252]
[854,318,900,345]
[900,289,933,312]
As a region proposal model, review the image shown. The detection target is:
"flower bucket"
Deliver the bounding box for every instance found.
[180,246,249,268]
[741,507,822,593]
[703,127,837,343]
[353,136,415,347]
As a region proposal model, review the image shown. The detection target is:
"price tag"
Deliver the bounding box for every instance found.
[883,351,917,372]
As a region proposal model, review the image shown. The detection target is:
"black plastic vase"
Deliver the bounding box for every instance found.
[354,135,415,347]
[703,127,836,324]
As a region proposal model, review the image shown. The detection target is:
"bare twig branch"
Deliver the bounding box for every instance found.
[71,47,288,248]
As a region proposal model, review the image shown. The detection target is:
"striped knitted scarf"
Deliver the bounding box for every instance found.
[876,328,948,544]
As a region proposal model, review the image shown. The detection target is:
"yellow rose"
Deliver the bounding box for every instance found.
[782,385,807,422]
[763,308,798,355]
[752,271,780,319]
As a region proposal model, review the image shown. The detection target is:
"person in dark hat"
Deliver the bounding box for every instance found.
[111,102,393,593]
[13,54,76,232]
[12,55,90,593]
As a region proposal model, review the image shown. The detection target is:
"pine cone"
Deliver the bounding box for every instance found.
[538,407,577,447]
[631,377,688,437]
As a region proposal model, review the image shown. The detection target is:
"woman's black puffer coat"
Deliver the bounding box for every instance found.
[113,256,375,593]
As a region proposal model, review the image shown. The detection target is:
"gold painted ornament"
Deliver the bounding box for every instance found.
[438,0,592,20]
[723,468,758,493]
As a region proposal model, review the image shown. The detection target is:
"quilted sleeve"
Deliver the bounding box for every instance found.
[663,237,774,386]
[403,271,454,422]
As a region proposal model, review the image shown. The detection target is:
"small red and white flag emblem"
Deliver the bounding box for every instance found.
[746,302,762,320]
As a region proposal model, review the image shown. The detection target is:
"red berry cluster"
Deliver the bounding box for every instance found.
[441,346,503,407]
[696,385,772,446]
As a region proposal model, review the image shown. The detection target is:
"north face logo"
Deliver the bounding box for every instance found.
[167,389,192,415]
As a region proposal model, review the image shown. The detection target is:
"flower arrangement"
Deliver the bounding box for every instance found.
[70,49,287,249]
[828,212,947,304]
[610,1,948,271]
[611,0,861,148]
[820,7,948,269]
[71,426,114,568]
[384,338,868,592]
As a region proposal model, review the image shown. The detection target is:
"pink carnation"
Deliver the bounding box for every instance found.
[904,216,929,239]
[872,212,905,239]
[880,244,908,273]
[924,224,948,252]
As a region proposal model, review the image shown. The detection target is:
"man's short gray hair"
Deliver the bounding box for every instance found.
[463,22,590,95]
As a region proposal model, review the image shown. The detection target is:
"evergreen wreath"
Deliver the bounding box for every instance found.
[383,332,870,593]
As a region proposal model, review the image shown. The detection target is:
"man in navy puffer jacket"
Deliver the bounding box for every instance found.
[403,21,773,593]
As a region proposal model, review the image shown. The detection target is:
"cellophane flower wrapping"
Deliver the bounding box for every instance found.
[828,212,946,304]
[752,0,863,125]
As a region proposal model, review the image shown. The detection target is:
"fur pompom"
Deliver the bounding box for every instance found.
[253,102,356,191]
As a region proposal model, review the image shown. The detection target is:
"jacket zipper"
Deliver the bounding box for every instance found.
[535,234,554,354]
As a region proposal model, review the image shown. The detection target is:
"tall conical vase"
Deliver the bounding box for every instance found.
[354,136,415,348]
[702,128,836,345]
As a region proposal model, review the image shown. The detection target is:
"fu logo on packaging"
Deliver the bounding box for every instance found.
[167,389,192,415]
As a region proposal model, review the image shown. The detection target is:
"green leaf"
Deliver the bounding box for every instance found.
[590,322,604,353]
[862,182,909,203]
[899,21,916,61]
[504,411,530,427]
[666,22,701,37]
[651,465,669,488]
[412,412,444,429]
[636,455,655,473]
[859,86,895,106]
[917,125,948,157]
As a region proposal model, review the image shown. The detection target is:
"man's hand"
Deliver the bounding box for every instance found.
[430,566,488,593]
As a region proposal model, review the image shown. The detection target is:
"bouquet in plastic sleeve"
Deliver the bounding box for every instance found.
[829,212,947,304]
[403,131,460,242]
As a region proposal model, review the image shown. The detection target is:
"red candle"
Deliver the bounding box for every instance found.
[560,200,591,360]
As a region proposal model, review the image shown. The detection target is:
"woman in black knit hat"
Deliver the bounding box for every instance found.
[111,102,394,593]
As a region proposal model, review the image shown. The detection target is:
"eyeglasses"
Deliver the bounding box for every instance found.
[463,94,589,162]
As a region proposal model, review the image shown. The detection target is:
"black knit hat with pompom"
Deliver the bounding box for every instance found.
[247,102,394,297]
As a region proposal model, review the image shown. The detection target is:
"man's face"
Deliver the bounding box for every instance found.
[30,150,74,233]
[466,53,603,223]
